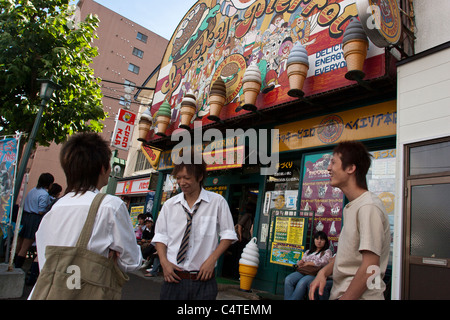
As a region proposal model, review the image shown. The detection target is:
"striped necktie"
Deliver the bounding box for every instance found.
[177,201,201,265]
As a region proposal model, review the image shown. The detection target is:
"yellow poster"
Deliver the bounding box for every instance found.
[274,101,397,152]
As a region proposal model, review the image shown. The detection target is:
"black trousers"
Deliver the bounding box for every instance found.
[160,277,218,300]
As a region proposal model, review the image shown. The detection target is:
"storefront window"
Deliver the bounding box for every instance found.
[258,160,301,249]
[160,174,179,208]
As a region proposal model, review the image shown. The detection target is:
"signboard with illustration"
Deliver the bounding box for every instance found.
[270,216,307,266]
[301,152,344,251]
[150,0,386,139]
[274,100,396,152]
[0,138,17,239]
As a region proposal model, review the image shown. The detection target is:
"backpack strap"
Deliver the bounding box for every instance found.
[76,193,107,249]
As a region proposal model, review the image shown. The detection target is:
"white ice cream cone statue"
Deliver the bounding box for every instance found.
[180,90,197,129]
[155,100,172,137]
[342,18,369,80]
[138,108,153,142]
[207,78,227,122]
[242,62,262,111]
[287,42,309,98]
[239,237,259,292]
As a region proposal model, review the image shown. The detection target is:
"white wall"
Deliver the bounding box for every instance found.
[393,45,450,299]
[414,0,450,53]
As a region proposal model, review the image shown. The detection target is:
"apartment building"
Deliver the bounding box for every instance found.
[26,0,168,191]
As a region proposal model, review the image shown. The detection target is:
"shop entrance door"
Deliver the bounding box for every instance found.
[221,183,259,280]
[403,138,450,299]
[404,177,450,299]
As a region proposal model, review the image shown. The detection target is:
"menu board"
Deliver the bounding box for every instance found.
[300,153,344,251]
[270,216,307,266]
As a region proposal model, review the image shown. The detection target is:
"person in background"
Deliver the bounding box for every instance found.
[309,141,390,300]
[26,182,63,285]
[30,132,141,298]
[45,183,62,211]
[152,151,238,300]
[15,173,54,268]
[284,231,332,300]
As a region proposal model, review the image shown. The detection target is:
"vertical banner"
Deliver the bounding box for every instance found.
[301,152,344,251]
[111,109,137,151]
[0,138,17,238]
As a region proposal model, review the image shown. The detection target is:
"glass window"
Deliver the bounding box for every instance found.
[409,140,450,176]
[134,150,152,172]
[128,63,140,74]
[410,183,450,259]
[136,32,147,43]
[132,47,144,59]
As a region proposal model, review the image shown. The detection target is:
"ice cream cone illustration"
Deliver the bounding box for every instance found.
[239,237,259,292]
[287,41,309,98]
[242,62,262,111]
[155,100,172,137]
[137,108,153,142]
[342,18,369,80]
[207,78,227,122]
[179,90,197,129]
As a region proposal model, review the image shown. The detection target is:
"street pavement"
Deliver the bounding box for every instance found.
[9,265,261,300]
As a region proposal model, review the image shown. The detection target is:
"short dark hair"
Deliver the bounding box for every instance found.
[60,132,111,195]
[333,141,372,190]
[36,173,54,189]
[171,151,207,186]
[48,183,62,197]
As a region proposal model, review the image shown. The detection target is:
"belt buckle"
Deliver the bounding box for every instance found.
[188,271,198,280]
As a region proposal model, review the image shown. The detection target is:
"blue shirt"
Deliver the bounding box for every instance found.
[23,187,51,214]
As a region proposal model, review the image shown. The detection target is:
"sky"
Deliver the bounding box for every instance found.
[91,0,197,40]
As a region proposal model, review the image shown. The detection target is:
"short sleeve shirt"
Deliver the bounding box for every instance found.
[330,191,391,300]
[23,187,51,214]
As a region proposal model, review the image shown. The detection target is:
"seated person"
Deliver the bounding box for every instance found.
[284,231,332,300]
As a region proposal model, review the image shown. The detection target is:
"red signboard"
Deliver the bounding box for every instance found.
[150,0,386,139]
[111,109,137,150]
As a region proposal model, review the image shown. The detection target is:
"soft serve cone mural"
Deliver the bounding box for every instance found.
[149,0,386,139]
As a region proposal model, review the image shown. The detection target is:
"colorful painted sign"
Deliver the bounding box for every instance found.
[0,138,17,239]
[111,109,137,151]
[141,144,162,170]
[150,0,386,139]
[301,152,344,248]
[270,216,306,266]
[274,100,396,152]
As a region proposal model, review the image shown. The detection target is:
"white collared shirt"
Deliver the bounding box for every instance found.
[152,188,238,271]
[35,190,142,273]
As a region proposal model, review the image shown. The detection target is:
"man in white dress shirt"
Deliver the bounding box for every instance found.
[32,133,141,298]
[152,152,238,300]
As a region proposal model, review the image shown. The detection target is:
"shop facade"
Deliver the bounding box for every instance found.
[132,0,412,297]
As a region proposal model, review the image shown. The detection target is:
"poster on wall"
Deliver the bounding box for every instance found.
[270,216,307,266]
[301,152,344,251]
[150,0,386,139]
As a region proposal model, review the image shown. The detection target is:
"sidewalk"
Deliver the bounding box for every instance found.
[4,258,271,300]
[127,269,265,300]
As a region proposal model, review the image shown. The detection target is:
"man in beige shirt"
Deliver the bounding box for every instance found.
[309,141,390,300]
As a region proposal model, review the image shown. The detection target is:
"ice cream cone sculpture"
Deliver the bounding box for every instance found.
[207,78,227,122]
[342,18,369,80]
[242,62,262,111]
[239,237,259,292]
[137,108,153,142]
[155,100,172,137]
[179,90,197,129]
[287,42,309,98]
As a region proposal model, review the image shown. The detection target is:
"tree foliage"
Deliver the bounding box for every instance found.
[0,0,105,146]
